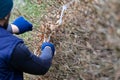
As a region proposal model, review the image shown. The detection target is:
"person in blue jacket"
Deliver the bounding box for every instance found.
[0,0,55,80]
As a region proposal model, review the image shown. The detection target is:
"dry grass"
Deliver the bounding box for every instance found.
[14,0,120,80]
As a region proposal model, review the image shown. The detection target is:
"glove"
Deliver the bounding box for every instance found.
[41,42,55,55]
[12,16,33,34]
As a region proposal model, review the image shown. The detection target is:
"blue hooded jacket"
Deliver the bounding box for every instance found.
[0,27,23,80]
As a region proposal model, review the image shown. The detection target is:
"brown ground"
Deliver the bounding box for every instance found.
[18,0,120,80]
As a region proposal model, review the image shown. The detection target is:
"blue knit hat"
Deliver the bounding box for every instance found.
[0,0,13,19]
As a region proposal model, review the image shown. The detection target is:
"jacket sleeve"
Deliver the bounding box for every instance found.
[7,24,13,33]
[10,43,54,75]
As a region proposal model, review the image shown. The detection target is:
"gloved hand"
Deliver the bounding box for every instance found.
[12,16,33,34]
[41,42,55,56]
